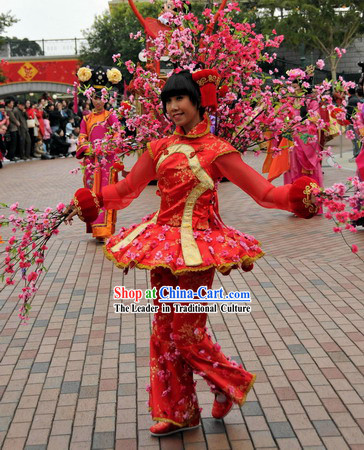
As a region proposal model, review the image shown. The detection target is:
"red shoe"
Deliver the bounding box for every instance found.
[211,393,233,419]
[150,420,200,437]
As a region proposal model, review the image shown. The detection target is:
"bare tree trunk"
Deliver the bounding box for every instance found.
[330,54,337,82]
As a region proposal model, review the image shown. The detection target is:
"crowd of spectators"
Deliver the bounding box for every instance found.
[0,93,91,169]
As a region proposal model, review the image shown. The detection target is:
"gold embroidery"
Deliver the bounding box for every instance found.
[110,212,159,252]
[156,144,214,266]
[303,182,319,214]
[72,196,85,222]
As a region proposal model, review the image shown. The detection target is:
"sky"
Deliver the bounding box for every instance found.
[3,0,110,40]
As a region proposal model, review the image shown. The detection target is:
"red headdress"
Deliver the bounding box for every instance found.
[192,69,220,111]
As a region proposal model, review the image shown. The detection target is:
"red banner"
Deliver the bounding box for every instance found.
[0,59,80,85]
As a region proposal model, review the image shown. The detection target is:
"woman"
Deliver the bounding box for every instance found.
[67,70,318,436]
[76,93,120,240]
[284,98,324,213]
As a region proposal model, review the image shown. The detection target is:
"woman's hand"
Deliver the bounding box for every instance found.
[63,205,78,225]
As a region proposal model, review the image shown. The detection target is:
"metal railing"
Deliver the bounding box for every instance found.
[4,38,88,58]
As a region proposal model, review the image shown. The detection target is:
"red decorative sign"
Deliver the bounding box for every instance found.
[0,59,80,85]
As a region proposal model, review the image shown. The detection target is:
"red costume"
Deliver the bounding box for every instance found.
[76,109,119,238]
[95,115,317,427]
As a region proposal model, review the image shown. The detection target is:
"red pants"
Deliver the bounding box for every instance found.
[149,267,256,426]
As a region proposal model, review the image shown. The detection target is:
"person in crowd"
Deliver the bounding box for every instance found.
[42,111,53,154]
[13,100,31,160]
[0,102,10,128]
[82,101,92,116]
[0,123,7,168]
[66,128,78,157]
[5,97,20,161]
[50,128,70,157]
[35,100,45,139]
[48,103,63,133]
[65,117,75,137]
[25,100,37,155]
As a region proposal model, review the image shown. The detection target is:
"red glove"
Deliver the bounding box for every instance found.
[73,188,103,223]
[288,176,319,219]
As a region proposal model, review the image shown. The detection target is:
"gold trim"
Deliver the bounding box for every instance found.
[195,74,221,87]
[72,196,85,222]
[147,142,154,159]
[110,212,159,253]
[104,244,264,275]
[152,417,185,427]
[210,148,239,163]
[156,144,214,266]
[237,373,257,407]
[173,115,211,138]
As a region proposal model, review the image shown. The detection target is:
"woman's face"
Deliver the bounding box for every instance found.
[25,100,30,108]
[92,95,105,111]
[166,94,200,134]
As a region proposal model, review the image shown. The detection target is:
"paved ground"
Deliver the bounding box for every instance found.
[0,136,363,450]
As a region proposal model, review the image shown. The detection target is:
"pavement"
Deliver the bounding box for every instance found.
[0,135,363,450]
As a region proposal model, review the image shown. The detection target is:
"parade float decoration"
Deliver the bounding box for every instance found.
[1,1,364,322]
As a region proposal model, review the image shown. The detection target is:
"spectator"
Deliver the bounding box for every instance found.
[65,117,75,136]
[13,100,31,160]
[50,128,70,157]
[0,102,10,128]
[5,97,19,161]
[51,102,65,132]
[66,130,78,157]
[35,100,45,138]
[82,102,92,116]
[0,123,7,169]
[25,100,37,155]
[42,111,52,154]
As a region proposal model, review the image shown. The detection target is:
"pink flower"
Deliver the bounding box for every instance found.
[6,277,14,285]
[10,202,19,211]
[27,272,38,282]
[316,59,325,70]
[352,244,358,253]
[334,47,342,58]
[56,202,65,212]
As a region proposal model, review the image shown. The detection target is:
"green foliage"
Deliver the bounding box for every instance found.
[80,2,161,81]
[0,11,18,45]
[257,0,364,78]
[0,12,18,82]
[5,37,43,57]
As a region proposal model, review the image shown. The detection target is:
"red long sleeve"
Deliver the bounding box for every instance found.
[102,150,156,210]
[214,152,292,211]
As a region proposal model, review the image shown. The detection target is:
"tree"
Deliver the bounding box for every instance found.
[80,3,161,81]
[258,0,364,81]
[0,11,18,82]
[5,37,43,57]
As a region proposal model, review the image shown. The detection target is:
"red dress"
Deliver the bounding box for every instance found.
[101,115,317,426]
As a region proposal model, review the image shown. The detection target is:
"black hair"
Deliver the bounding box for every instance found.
[161,70,204,116]
[5,97,15,106]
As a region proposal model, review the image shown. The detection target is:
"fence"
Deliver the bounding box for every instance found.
[4,38,88,58]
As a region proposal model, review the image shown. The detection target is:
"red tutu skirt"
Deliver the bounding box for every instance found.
[104,212,264,274]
